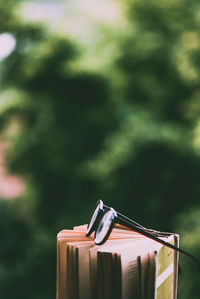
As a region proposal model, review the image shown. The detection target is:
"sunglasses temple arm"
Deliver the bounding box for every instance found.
[116,212,147,229]
[103,204,146,230]
[117,218,200,268]
[104,203,168,233]
[116,215,169,237]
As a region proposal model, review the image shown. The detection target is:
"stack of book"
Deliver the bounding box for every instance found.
[57,225,179,299]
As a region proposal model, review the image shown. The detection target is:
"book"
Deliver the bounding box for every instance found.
[57,225,179,299]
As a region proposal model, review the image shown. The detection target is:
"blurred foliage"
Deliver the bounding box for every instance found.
[0,0,200,298]
[175,207,200,299]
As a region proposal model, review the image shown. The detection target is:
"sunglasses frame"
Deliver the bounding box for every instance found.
[87,200,200,267]
[86,199,146,237]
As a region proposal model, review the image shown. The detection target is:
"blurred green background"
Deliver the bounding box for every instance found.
[0,0,200,298]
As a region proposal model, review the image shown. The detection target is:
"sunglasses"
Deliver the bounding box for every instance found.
[86,200,200,267]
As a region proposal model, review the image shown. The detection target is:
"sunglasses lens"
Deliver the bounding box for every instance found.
[94,209,116,245]
[86,200,103,236]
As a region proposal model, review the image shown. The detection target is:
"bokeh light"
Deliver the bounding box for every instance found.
[0,33,16,60]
